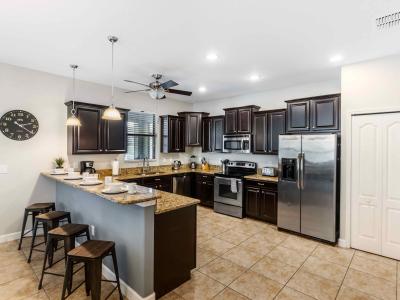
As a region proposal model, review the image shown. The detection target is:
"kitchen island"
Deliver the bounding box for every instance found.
[42,173,199,299]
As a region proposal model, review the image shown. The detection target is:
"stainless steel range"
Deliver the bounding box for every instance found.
[214,161,257,218]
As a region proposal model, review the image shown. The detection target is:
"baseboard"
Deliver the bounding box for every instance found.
[338,238,349,248]
[0,231,20,243]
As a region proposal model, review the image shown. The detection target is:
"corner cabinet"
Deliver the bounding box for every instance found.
[286,94,340,133]
[202,115,225,153]
[177,112,209,147]
[223,105,260,134]
[160,115,185,153]
[65,101,128,154]
[245,180,277,224]
[194,173,214,207]
[253,109,286,154]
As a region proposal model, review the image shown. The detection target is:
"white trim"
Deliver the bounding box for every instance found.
[338,238,349,248]
[343,106,400,250]
[0,231,20,243]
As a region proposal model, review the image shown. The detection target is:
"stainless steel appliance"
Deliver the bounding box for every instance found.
[221,159,229,174]
[172,160,182,170]
[214,161,257,218]
[278,134,340,243]
[80,161,96,174]
[222,134,251,153]
[262,167,277,177]
[173,174,192,197]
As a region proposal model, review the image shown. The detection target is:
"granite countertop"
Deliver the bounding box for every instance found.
[42,172,200,214]
[115,168,218,181]
[244,174,279,183]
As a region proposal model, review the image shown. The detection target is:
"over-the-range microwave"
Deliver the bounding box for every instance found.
[222,134,251,153]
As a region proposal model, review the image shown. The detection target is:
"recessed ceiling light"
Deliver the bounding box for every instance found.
[206,53,218,61]
[249,74,261,81]
[330,54,343,63]
[198,86,207,93]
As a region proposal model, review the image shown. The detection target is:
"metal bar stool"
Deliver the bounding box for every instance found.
[27,211,71,263]
[61,240,123,300]
[18,202,55,250]
[38,223,91,291]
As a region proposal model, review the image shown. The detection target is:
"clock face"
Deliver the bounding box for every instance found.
[0,110,39,141]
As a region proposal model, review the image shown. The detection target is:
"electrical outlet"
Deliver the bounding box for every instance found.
[90,225,95,237]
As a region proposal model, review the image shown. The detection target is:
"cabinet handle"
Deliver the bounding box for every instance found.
[202,182,206,184]
[257,182,265,186]
[154,178,161,181]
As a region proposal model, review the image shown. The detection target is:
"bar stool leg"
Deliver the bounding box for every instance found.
[89,260,102,300]
[38,235,52,290]
[27,219,39,263]
[64,236,75,293]
[84,262,91,296]
[111,247,123,300]
[18,210,29,250]
[61,256,73,300]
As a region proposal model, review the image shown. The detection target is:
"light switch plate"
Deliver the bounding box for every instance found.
[0,165,8,174]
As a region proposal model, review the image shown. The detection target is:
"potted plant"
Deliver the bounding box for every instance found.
[54,157,65,173]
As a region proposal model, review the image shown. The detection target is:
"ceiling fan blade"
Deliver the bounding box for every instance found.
[124,79,150,87]
[165,88,192,96]
[160,80,178,89]
[124,89,151,93]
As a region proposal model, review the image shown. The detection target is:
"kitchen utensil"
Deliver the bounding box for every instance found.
[172,160,182,170]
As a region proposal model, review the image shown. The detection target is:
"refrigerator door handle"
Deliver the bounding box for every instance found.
[296,153,301,190]
[300,152,305,190]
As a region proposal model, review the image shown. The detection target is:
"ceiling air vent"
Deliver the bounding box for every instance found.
[376,11,400,29]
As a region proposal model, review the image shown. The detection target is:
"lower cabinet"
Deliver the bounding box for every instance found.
[245,180,277,224]
[194,174,214,207]
[121,176,172,192]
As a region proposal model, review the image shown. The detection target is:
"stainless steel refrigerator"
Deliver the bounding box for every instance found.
[278,134,340,243]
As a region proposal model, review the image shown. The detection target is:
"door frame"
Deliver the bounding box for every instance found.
[343,107,400,249]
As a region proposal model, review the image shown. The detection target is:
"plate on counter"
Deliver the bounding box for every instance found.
[50,172,68,175]
[80,181,103,186]
[64,177,83,181]
[101,188,128,195]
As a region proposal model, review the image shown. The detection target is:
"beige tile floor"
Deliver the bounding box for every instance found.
[0,205,399,300]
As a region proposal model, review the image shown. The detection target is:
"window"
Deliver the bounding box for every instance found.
[125,112,156,161]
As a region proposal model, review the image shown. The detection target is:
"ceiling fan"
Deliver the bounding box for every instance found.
[124,74,192,99]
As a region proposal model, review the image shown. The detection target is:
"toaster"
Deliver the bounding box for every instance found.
[262,167,277,177]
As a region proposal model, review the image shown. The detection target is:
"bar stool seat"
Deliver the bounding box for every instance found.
[27,211,71,263]
[18,202,55,250]
[38,223,90,290]
[62,240,123,300]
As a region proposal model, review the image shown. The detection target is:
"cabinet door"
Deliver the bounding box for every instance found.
[169,118,178,152]
[253,113,267,154]
[267,110,286,154]
[245,187,260,218]
[224,110,237,134]
[202,182,214,207]
[202,118,212,152]
[286,101,310,132]
[186,113,202,146]
[212,117,224,152]
[103,111,127,153]
[176,117,185,152]
[73,106,103,154]
[238,108,252,133]
[311,96,339,131]
[260,189,277,224]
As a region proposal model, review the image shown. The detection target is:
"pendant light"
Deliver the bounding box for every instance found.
[66,64,82,127]
[102,35,122,120]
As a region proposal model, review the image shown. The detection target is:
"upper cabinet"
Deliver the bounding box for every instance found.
[160,115,185,153]
[178,112,209,146]
[66,102,128,155]
[202,115,225,153]
[286,94,340,133]
[253,109,286,154]
[224,105,260,134]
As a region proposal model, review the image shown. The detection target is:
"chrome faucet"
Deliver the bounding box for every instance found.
[142,157,150,174]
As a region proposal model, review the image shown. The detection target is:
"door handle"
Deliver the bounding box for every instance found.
[300,152,305,190]
[296,154,301,190]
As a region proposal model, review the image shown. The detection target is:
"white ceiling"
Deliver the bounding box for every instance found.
[1,0,400,102]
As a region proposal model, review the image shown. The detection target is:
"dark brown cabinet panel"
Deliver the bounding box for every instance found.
[267,110,286,154]
[238,108,252,133]
[253,112,267,154]
[311,96,340,131]
[194,174,214,207]
[178,112,209,147]
[201,117,212,152]
[224,109,237,134]
[160,115,185,153]
[259,189,277,223]
[142,176,172,192]
[286,94,340,133]
[66,102,128,154]
[212,116,224,152]
[224,106,260,134]
[245,187,260,218]
[245,180,278,224]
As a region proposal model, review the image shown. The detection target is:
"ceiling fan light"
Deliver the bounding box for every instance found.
[66,114,82,127]
[149,88,165,100]
[102,104,121,120]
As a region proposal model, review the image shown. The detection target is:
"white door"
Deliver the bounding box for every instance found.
[351,112,400,260]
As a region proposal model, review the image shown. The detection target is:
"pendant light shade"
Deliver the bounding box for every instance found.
[66,64,82,127]
[102,35,121,121]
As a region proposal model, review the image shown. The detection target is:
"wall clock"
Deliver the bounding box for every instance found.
[0,110,39,141]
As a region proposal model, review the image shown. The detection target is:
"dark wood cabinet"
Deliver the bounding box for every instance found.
[286,94,340,133]
[142,176,172,192]
[245,180,278,224]
[202,116,225,153]
[178,112,209,147]
[223,105,260,134]
[160,115,185,153]
[194,174,214,207]
[253,109,286,155]
[66,101,128,154]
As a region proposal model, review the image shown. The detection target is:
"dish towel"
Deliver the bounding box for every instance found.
[230,178,238,193]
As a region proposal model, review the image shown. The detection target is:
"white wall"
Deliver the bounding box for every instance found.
[340,54,400,245]
[193,80,341,167]
[0,63,191,236]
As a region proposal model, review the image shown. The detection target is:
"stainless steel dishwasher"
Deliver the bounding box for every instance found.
[172,174,192,197]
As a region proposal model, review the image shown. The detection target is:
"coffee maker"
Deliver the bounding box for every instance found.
[80,161,96,174]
